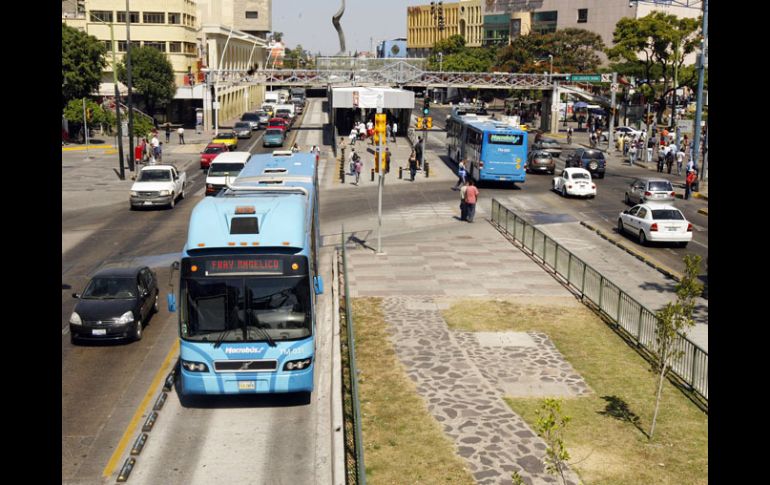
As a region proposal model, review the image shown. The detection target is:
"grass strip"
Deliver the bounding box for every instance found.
[350,297,476,484]
[441,297,707,485]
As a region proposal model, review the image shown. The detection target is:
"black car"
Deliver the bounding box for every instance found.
[69,266,159,344]
[565,148,606,178]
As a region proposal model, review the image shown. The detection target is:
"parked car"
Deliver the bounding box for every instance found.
[212,132,238,151]
[565,148,606,178]
[624,178,676,205]
[552,167,597,198]
[240,112,260,130]
[69,266,159,343]
[233,121,252,139]
[526,150,555,174]
[617,203,693,247]
[263,128,286,147]
[199,143,228,169]
[532,137,562,158]
[601,126,643,142]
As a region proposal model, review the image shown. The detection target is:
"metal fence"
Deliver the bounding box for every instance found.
[341,227,367,484]
[491,199,708,403]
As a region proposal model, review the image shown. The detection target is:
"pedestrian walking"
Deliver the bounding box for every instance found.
[358,122,366,141]
[392,121,398,143]
[164,124,171,143]
[665,149,674,174]
[647,138,654,163]
[629,139,636,166]
[292,142,300,153]
[454,160,467,190]
[349,127,358,146]
[566,127,573,145]
[464,179,479,223]
[354,158,362,185]
[386,124,392,143]
[408,150,418,181]
[349,149,359,175]
[459,180,468,221]
[415,137,423,169]
[177,126,185,144]
[676,150,684,175]
[684,169,697,200]
[150,134,160,164]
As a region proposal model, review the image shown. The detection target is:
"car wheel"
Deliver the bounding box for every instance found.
[130,203,136,211]
[598,172,605,179]
[152,292,159,314]
[617,219,624,234]
[169,194,175,209]
[639,230,647,246]
[561,185,567,198]
[624,193,631,205]
[133,317,143,341]
[70,333,78,345]
[180,184,185,199]
[679,241,689,248]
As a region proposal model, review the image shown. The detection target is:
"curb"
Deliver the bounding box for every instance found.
[579,221,684,282]
[62,145,114,152]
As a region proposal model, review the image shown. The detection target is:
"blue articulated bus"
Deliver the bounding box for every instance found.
[173,150,323,396]
[446,108,528,185]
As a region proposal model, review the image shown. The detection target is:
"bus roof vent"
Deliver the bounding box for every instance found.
[263,167,288,174]
[230,217,259,234]
[272,150,294,157]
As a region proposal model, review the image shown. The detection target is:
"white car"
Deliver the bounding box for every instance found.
[601,126,643,141]
[552,168,597,198]
[617,203,693,247]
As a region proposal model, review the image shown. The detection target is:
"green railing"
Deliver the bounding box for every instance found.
[341,227,367,484]
[491,199,708,404]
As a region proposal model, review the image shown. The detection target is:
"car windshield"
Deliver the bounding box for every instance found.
[651,209,684,220]
[265,129,283,136]
[204,146,225,154]
[648,181,673,191]
[216,133,235,139]
[540,140,559,147]
[234,123,250,129]
[534,152,551,158]
[82,277,136,299]
[181,276,311,342]
[209,164,244,177]
[138,170,171,182]
[241,114,258,121]
[571,172,590,180]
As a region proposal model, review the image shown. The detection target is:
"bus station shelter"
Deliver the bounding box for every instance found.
[329,86,415,141]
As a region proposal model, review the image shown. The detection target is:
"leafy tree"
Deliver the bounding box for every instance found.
[63,98,111,126]
[272,31,284,42]
[606,12,701,121]
[428,35,496,72]
[535,399,572,485]
[648,254,703,440]
[62,24,107,109]
[494,29,605,74]
[116,46,176,117]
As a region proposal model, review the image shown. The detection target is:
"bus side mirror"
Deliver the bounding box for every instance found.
[167,293,177,312]
[314,276,324,295]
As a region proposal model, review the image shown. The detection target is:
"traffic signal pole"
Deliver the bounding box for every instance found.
[375,111,386,255]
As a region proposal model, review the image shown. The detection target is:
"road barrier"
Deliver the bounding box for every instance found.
[490,199,708,407]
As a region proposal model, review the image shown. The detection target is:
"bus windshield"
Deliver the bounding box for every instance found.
[181,275,311,342]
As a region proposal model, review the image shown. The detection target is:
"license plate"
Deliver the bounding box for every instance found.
[238,381,256,390]
[667,227,678,232]
[144,201,153,205]
[92,329,106,336]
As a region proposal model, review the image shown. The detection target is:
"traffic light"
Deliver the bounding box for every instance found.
[383,150,390,173]
[426,117,432,129]
[86,108,93,121]
[416,117,423,130]
[373,151,379,173]
[374,113,387,145]
[423,98,430,116]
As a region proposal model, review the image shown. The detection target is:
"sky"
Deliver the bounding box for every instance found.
[272,0,416,56]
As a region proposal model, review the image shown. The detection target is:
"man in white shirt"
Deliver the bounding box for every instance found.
[150,135,160,163]
[392,121,398,143]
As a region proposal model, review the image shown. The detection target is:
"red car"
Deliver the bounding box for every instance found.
[267,117,289,133]
[199,143,228,169]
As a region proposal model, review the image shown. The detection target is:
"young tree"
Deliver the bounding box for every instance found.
[535,398,572,485]
[648,254,703,440]
[62,24,107,109]
[117,46,176,117]
[606,12,701,122]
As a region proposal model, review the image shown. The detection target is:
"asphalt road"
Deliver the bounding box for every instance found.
[62,107,333,485]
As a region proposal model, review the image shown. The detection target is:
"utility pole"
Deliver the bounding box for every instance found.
[125,0,135,174]
[608,72,617,152]
[692,0,708,180]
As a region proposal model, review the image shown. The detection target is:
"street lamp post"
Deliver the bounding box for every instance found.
[692,0,708,180]
[124,0,135,174]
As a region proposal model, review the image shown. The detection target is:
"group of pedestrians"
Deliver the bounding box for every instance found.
[348,119,398,147]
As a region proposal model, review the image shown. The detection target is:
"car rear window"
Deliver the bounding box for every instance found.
[209,163,244,176]
[241,114,258,121]
[265,129,283,136]
[571,172,590,180]
[204,146,225,154]
[582,151,605,160]
[651,209,684,220]
[234,123,250,129]
[648,181,673,191]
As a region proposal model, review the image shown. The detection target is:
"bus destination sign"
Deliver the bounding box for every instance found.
[205,258,284,275]
[488,134,523,145]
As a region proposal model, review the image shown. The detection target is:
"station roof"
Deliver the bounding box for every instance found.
[331,86,415,109]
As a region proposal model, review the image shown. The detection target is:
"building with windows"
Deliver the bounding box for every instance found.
[196,0,271,39]
[62,0,200,90]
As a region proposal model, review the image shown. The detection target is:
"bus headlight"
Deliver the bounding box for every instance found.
[69,312,82,325]
[181,360,209,372]
[283,357,312,371]
[116,311,135,324]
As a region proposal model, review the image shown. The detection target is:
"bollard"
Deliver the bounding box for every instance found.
[399,167,403,179]
[371,168,375,182]
[425,161,430,178]
[340,148,346,183]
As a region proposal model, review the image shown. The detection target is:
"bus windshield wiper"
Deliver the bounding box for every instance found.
[213,328,234,348]
[247,311,276,347]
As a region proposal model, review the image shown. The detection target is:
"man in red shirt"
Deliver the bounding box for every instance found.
[464,180,479,222]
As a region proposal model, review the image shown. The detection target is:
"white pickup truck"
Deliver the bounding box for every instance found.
[129,165,187,210]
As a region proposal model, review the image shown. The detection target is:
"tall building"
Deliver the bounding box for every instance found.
[62,0,200,90]
[196,0,272,39]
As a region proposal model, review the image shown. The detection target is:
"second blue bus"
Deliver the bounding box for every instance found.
[446,108,528,185]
